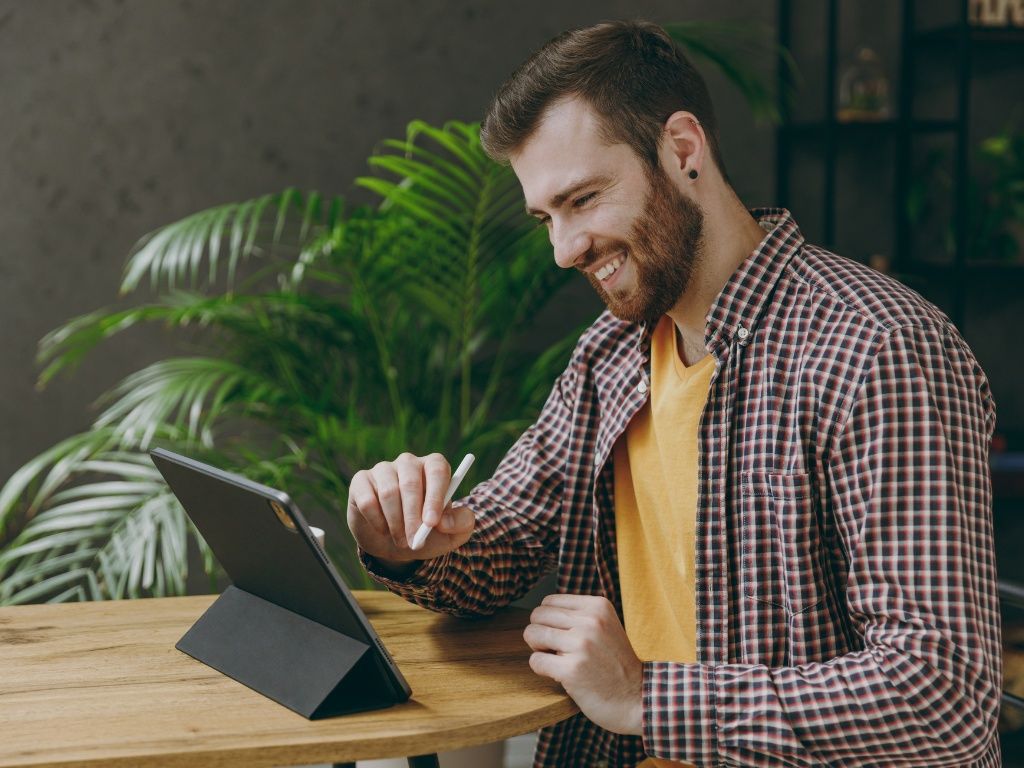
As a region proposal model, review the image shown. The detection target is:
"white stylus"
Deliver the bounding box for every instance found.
[410,453,475,551]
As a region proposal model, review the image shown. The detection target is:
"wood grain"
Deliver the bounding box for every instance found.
[0,592,577,767]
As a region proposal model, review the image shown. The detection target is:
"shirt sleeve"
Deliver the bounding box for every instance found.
[643,322,1002,766]
[359,355,579,617]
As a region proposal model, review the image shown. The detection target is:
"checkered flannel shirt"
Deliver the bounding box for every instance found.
[362,208,1002,767]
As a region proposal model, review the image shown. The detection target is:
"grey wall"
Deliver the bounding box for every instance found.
[1,0,1020,494]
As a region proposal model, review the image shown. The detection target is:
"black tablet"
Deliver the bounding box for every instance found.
[150,447,411,717]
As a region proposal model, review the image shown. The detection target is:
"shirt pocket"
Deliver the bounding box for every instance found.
[740,469,826,617]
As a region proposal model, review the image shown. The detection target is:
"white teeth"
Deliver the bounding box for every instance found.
[596,254,624,281]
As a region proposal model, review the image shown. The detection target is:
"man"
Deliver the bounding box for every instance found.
[346,20,1001,767]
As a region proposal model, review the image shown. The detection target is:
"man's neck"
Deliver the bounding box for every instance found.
[665,190,767,364]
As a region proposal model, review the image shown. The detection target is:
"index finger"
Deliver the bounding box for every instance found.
[421,453,451,526]
[540,593,607,611]
[529,605,577,630]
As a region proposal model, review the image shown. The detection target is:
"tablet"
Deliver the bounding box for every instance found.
[150,447,411,714]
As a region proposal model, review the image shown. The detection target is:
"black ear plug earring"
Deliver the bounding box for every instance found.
[688,169,699,180]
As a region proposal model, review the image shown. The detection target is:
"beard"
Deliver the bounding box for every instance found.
[581,166,705,325]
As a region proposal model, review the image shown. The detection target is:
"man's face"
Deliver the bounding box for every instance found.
[510,97,705,324]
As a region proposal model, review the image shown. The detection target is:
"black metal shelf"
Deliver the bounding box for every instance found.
[774,0,1017,334]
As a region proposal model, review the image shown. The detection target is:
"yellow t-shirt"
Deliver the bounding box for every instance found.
[614,315,715,768]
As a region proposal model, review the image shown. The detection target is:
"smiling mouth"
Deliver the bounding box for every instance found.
[594,253,626,282]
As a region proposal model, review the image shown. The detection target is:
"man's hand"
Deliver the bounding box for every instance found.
[523,594,643,736]
[346,452,476,571]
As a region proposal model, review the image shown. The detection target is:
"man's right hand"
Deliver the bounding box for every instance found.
[346,452,476,572]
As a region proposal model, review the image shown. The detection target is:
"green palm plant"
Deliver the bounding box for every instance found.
[0,120,580,603]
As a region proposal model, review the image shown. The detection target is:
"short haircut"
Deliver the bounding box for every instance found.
[480,20,727,180]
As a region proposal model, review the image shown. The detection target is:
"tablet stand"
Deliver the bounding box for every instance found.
[177,584,392,719]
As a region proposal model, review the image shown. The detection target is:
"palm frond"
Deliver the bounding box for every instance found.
[37,289,372,390]
[0,429,119,535]
[94,357,283,449]
[358,120,548,326]
[36,293,271,388]
[357,120,563,435]
[0,449,196,604]
[119,189,344,296]
[36,304,177,387]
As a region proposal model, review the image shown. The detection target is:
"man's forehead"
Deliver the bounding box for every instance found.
[511,99,637,208]
[516,97,614,160]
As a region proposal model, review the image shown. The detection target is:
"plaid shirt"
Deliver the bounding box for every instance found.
[363,208,1002,767]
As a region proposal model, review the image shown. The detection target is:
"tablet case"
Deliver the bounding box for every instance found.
[177,585,392,719]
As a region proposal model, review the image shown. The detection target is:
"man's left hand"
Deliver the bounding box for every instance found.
[523,593,643,736]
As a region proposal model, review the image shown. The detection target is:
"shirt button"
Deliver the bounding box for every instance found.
[737,326,749,340]
[637,379,648,395]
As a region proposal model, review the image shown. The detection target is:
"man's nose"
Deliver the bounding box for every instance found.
[550,220,591,270]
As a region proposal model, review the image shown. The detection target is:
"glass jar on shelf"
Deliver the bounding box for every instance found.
[837,47,892,123]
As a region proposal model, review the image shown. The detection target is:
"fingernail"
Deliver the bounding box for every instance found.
[442,513,454,529]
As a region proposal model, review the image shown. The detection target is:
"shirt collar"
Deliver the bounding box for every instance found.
[637,207,804,357]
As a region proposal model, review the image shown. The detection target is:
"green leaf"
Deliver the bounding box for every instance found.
[0,430,115,533]
[118,191,335,296]
[4,569,97,606]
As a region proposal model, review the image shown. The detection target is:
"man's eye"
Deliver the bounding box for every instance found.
[573,193,595,208]
[534,216,551,228]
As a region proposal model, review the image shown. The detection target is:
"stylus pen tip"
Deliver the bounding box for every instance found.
[411,521,431,551]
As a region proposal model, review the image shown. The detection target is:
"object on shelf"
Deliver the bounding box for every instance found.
[969,0,1024,27]
[837,47,891,122]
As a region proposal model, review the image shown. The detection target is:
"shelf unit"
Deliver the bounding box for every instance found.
[775,0,1024,334]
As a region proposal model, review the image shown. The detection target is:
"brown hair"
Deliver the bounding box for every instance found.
[480,20,727,180]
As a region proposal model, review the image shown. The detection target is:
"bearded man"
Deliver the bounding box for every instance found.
[346,20,1001,767]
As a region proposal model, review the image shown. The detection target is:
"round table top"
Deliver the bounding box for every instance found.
[0,590,578,767]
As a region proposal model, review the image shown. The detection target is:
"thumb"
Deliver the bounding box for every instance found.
[437,503,475,535]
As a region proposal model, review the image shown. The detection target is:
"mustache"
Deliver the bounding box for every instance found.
[576,244,627,273]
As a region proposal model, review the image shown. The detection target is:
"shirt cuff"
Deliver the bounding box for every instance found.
[642,660,719,765]
[358,546,452,598]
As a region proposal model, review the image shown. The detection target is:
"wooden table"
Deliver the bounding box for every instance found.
[0,591,577,767]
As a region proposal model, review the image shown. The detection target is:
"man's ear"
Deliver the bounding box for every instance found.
[661,111,705,183]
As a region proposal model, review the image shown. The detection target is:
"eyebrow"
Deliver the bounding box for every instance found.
[525,174,613,217]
